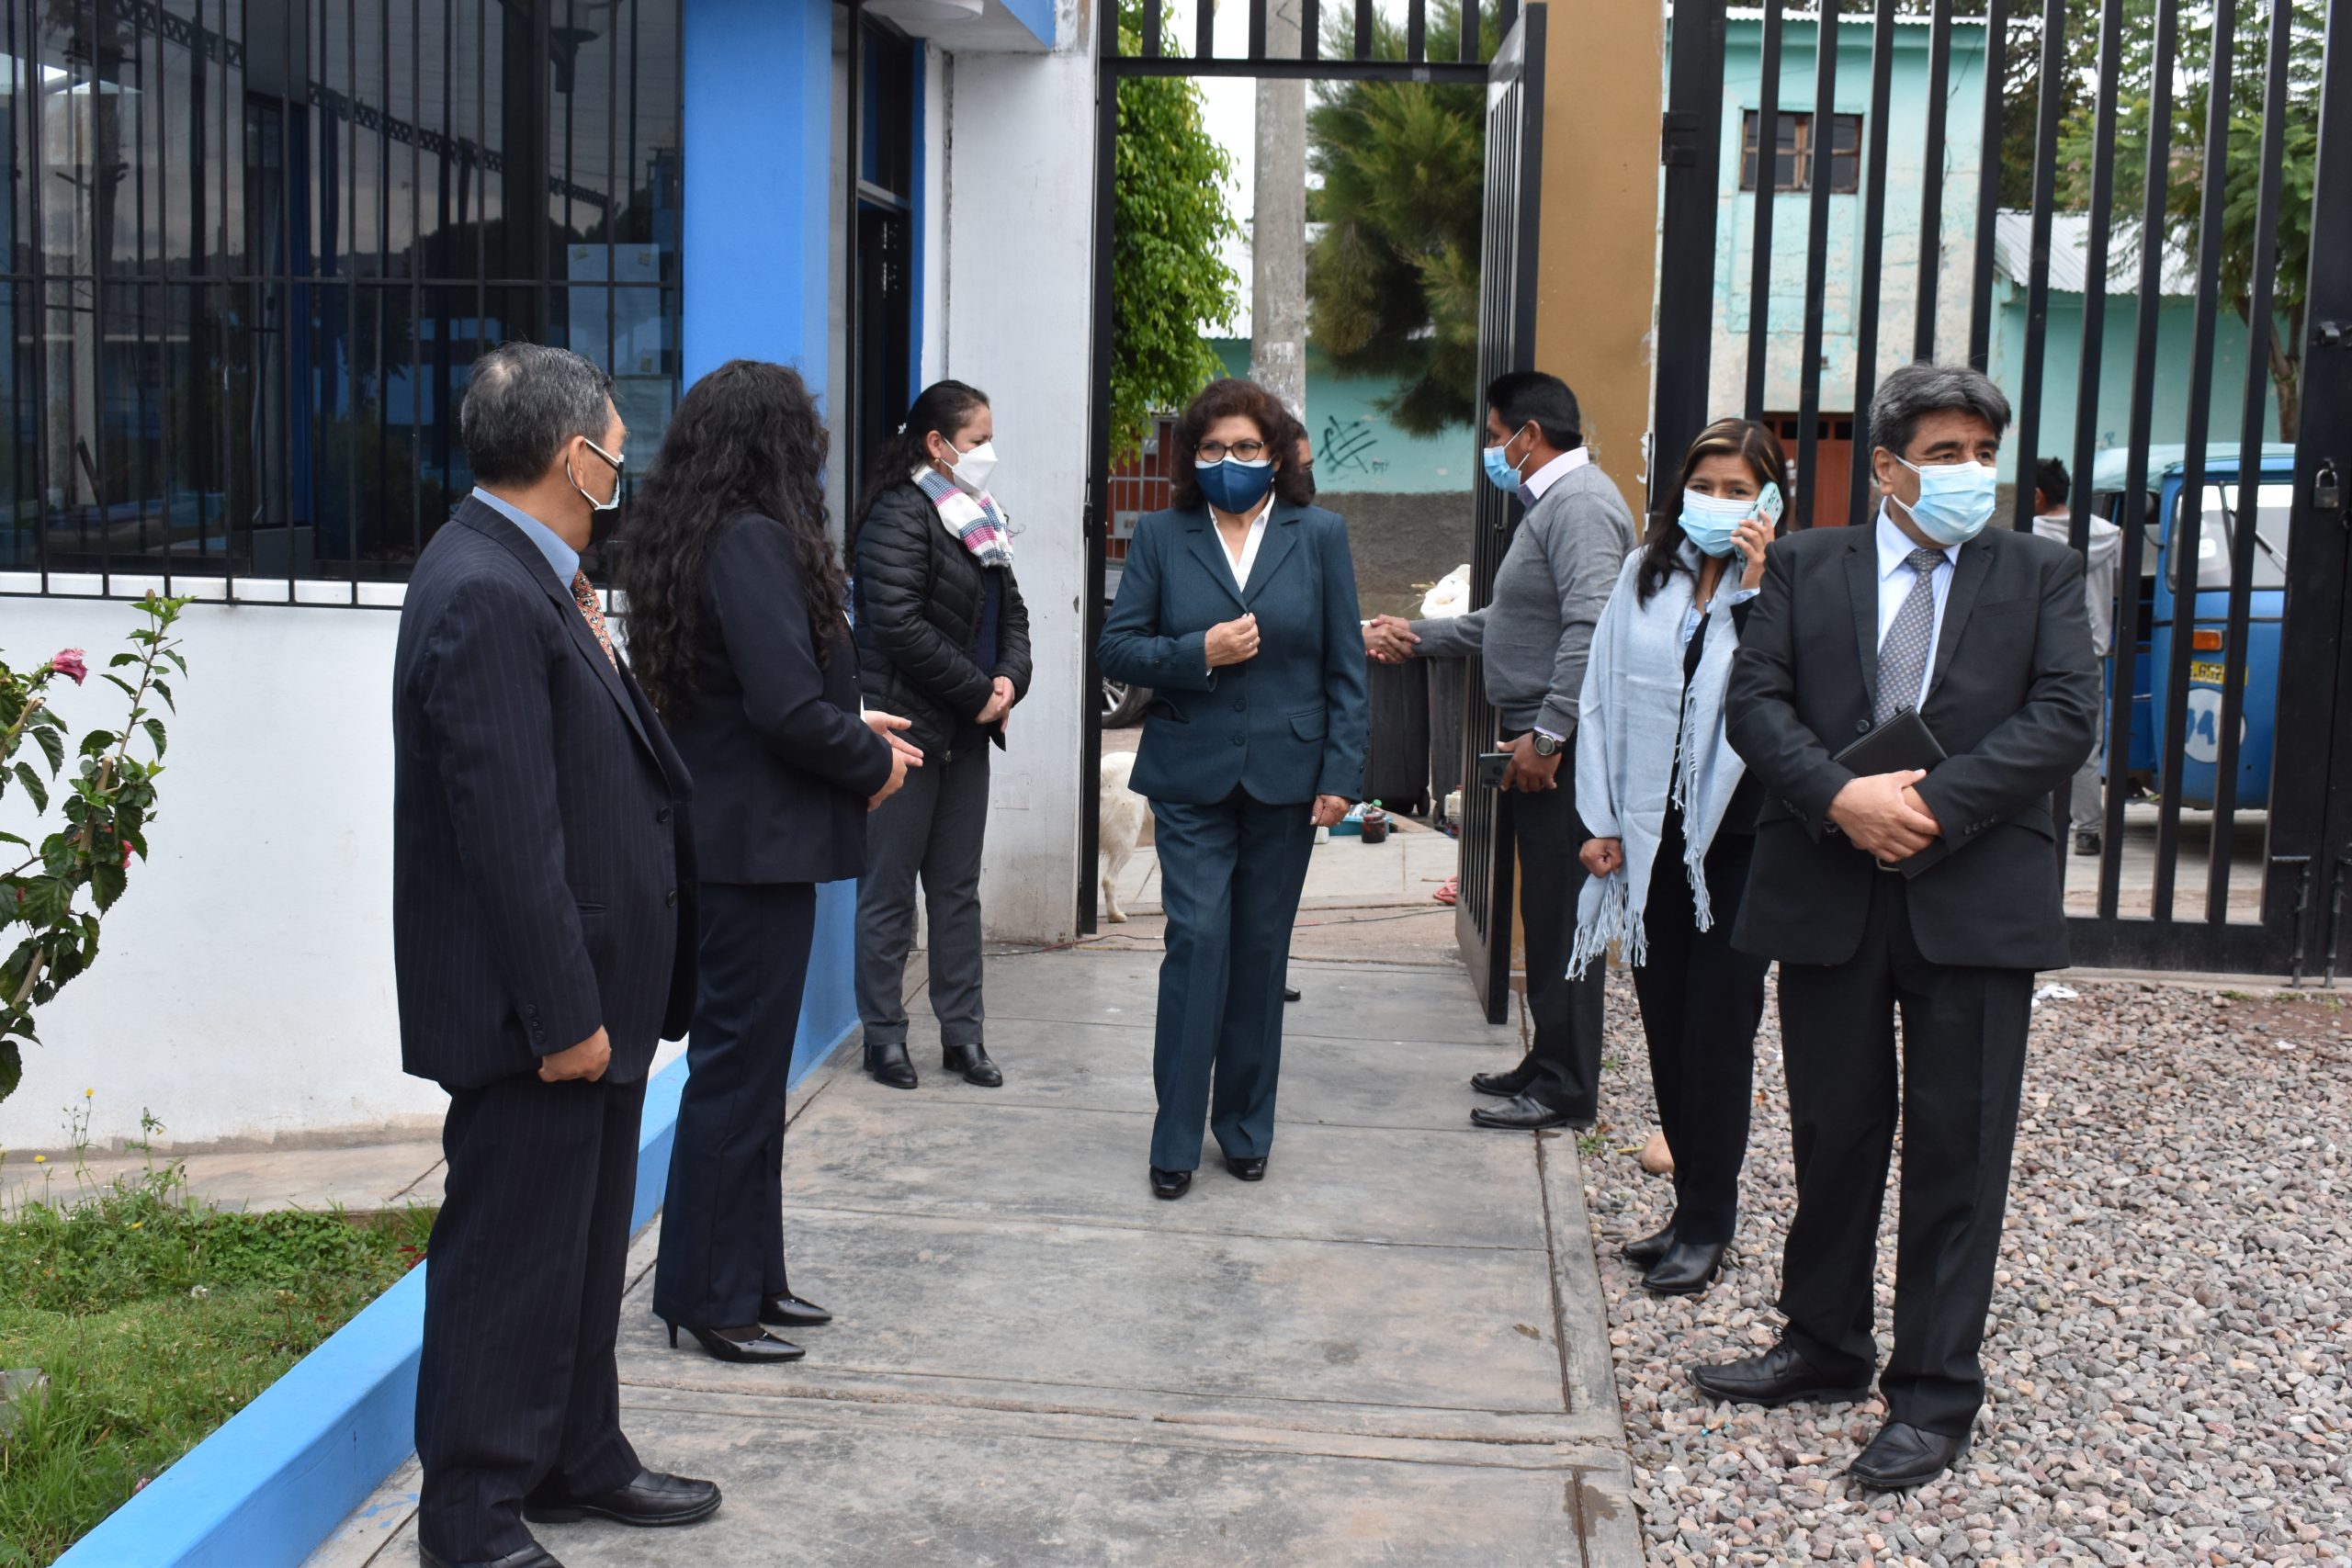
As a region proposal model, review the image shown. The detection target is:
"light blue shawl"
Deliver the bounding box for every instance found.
[1568,547,1749,976]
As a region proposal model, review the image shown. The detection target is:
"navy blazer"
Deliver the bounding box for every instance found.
[392,497,697,1089]
[1100,500,1369,807]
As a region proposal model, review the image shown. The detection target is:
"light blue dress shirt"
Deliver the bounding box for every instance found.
[1873,504,1961,710]
[471,487,580,588]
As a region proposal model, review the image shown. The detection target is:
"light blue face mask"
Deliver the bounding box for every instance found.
[1481,424,1532,492]
[1892,456,1998,546]
[1679,483,1781,558]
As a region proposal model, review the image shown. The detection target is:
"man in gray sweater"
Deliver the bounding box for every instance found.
[1369,372,1639,1129]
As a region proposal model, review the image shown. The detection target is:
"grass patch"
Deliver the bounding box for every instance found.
[0,1164,430,1566]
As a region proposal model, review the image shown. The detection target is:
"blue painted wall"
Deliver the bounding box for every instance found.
[1207,340,1473,495]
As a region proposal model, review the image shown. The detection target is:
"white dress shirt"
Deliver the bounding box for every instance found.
[1874,504,1962,711]
[1517,445,1591,507]
[1218,491,1274,592]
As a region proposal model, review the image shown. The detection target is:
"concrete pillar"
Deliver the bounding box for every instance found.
[1532,5,1664,517]
[1250,6,1306,420]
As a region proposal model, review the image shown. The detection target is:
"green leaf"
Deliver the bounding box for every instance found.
[100,672,140,701]
[0,1037,18,1102]
[32,723,64,775]
[164,649,188,675]
[19,876,71,925]
[108,651,142,668]
[80,730,115,758]
[0,829,27,848]
[153,680,175,713]
[89,860,126,913]
[13,762,47,814]
[141,717,167,758]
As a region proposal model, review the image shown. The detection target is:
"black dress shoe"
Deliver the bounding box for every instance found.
[1283,986,1302,1002]
[1620,1222,1677,1267]
[1149,1166,1192,1200]
[1642,1238,1726,1296]
[1848,1421,1970,1491]
[665,1322,805,1363]
[419,1545,562,1568]
[943,1043,1003,1088]
[760,1291,831,1328]
[1470,1059,1536,1098]
[2074,829,2102,857]
[1225,1155,1267,1181]
[1469,1092,1586,1131]
[1689,1342,1873,1408]
[865,1040,918,1089]
[525,1468,722,1529]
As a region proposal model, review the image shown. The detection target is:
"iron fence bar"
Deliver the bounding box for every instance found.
[1965,0,2007,370]
[1249,0,1267,61]
[154,0,176,598]
[1302,0,1317,60]
[2063,0,2122,877]
[2152,0,2238,923]
[2006,0,2066,534]
[1141,0,1158,56]
[1845,0,1896,528]
[222,0,239,600]
[1650,0,1727,519]
[1793,5,1838,527]
[1459,0,1476,66]
[1197,0,1215,61]
[1498,0,1516,43]
[134,12,156,588]
[1105,56,1486,80]
[1913,0,1951,359]
[2207,0,2295,925]
[1407,0,1425,62]
[2098,0,2178,919]
[1354,0,1371,60]
[1080,0,1120,932]
[92,0,115,599]
[415,0,431,563]
[1742,0,1782,423]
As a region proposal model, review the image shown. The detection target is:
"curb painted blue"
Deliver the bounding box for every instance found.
[56,880,864,1568]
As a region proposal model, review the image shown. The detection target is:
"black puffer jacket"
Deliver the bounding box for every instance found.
[852,481,1034,758]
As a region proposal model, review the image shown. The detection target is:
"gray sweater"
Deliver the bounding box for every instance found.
[1409,463,1640,738]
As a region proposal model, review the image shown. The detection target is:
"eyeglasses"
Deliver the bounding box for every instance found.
[1195,439,1268,463]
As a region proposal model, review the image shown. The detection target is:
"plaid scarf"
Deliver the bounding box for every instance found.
[913,468,1015,569]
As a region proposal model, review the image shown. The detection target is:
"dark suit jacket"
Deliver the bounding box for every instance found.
[664,513,895,886]
[1099,500,1369,807]
[1725,518,2098,971]
[392,497,696,1089]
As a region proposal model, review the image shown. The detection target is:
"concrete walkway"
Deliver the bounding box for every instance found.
[311,941,1639,1567]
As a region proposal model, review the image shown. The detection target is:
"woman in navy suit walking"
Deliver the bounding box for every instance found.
[1099,378,1369,1199]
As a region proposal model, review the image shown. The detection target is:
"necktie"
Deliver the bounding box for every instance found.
[571,570,619,672]
[1873,547,1945,724]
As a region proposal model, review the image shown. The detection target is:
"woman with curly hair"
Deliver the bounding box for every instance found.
[1098,378,1368,1200]
[849,379,1033,1092]
[620,359,919,1365]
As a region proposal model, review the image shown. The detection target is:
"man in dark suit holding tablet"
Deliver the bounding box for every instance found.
[1698,364,2098,1490]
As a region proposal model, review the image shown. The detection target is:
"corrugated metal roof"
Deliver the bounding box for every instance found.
[1993,210,2201,298]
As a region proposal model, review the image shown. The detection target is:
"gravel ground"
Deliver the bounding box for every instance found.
[1580,971,2352,1566]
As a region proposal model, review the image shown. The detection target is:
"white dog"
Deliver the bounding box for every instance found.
[1099,750,1148,922]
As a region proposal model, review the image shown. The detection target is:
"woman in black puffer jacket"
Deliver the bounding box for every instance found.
[851,379,1033,1089]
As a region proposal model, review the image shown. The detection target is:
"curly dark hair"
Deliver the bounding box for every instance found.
[1168,378,1314,512]
[617,360,842,721]
[850,378,991,545]
[1636,417,1790,604]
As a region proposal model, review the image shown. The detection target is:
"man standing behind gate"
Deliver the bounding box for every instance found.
[1699,364,2096,1490]
[394,344,718,1567]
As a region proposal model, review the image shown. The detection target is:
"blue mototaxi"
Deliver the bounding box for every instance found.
[2087,443,2297,811]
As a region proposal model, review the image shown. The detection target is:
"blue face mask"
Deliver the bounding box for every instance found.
[1480,424,1532,492]
[1892,456,1998,546]
[1679,480,1783,558]
[1195,457,1277,515]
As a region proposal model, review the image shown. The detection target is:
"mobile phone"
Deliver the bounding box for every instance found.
[1476,750,1511,789]
[1753,481,1786,527]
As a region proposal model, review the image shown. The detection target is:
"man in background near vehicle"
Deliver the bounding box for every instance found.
[2030,458,2120,856]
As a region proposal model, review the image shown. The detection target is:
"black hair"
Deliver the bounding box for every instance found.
[2036,457,2070,507]
[1168,378,1316,511]
[852,379,992,544]
[617,360,841,720]
[1868,362,2012,458]
[1485,371,1581,451]
[459,342,615,486]
[1638,418,1791,604]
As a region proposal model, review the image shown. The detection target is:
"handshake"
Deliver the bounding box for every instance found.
[1362,615,1419,664]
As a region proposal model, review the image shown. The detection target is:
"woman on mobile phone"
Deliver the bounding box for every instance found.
[1569,417,1787,1298]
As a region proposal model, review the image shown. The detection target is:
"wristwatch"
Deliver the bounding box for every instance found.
[1530,732,1562,758]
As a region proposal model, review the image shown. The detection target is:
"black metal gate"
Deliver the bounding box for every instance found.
[1079,0,1497,931]
[1455,6,1545,1023]
[1653,0,2352,978]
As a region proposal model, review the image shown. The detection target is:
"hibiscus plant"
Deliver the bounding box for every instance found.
[0,593,191,1104]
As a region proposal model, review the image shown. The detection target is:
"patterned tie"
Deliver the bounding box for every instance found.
[1873,547,1946,724]
[571,570,619,672]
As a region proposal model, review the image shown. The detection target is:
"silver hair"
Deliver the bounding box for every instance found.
[1868,362,2012,457]
[459,342,615,486]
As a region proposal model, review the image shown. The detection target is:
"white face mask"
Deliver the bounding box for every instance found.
[942,439,998,498]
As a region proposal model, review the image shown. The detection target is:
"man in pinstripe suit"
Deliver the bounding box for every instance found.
[394,344,717,1568]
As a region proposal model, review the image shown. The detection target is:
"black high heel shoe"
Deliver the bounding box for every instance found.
[761,1290,832,1329]
[666,1322,806,1363]
[1621,1222,1678,1268]
[1642,1238,1727,1297]
[865,1040,918,1090]
[942,1043,1002,1088]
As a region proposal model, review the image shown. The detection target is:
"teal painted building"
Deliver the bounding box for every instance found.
[1208,340,1470,494]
